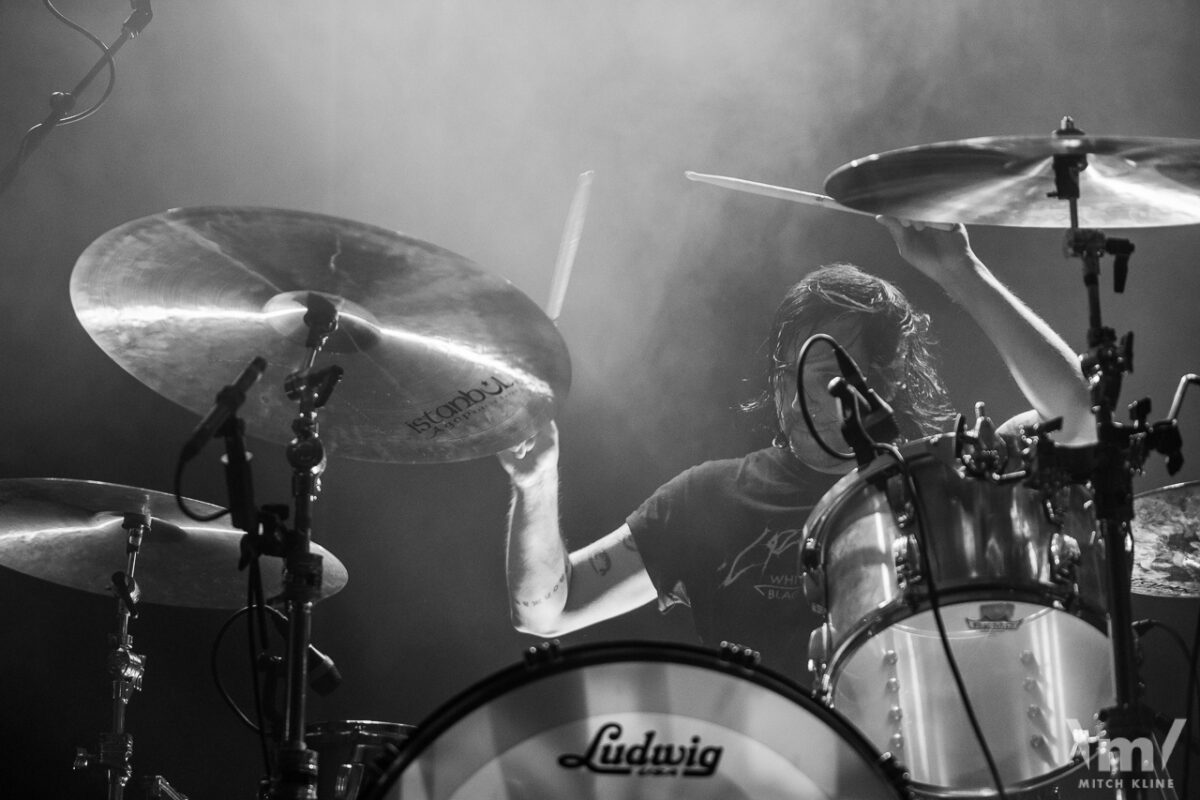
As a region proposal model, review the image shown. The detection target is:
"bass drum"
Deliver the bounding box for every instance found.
[362,641,908,800]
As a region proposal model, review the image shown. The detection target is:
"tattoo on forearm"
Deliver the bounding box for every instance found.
[513,568,567,608]
[590,551,612,576]
[620,530,638,552]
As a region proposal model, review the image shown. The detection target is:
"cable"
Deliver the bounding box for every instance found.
[40,0,117,125]
[211,603,278,734]
[173,455,231,523]
[792,338,1001,792]
[1134,618,1193,671]
[875,440,1009,799]
[209,569,276,778]
[247,556,275,776]
[1134,617,1198,793]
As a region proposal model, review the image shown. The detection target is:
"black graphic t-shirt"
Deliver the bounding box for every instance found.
[627,446,830,682]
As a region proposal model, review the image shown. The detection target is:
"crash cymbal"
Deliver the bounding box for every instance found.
[71,207,571,463]
[0,478,348,609]
[1131,481,1200,598]
[824,134,1200,228]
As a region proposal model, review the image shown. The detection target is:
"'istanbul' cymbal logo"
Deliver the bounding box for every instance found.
[405,377,514,437]
[557,722,723,777]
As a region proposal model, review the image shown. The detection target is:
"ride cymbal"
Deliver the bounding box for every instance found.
[71,207,571,463]
[825,134,1200,228]
[1132,481,1200,598]
[0,478,348,609]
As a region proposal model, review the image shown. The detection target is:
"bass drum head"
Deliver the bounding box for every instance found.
[364,641,907,800]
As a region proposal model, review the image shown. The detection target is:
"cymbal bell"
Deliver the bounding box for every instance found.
[1132,481,1200,598]
[0,478,348,609]
[824,134,1200,228]
[71,207,571,463]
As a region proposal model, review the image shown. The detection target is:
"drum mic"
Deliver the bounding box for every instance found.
[181,356,267,462]
[828,377,875,465]
[268,612,344,696]
[831,346,900,444]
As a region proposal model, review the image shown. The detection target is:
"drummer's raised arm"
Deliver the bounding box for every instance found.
[498,420,657,637]
[877,217,1096,447]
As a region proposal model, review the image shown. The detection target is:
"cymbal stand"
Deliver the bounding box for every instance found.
[73,511,148,800]
[1047,117,1186,799]
[268,296,344,800]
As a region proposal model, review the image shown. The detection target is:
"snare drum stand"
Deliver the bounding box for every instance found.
[266,299,344,800]
[1048,117,1188,800]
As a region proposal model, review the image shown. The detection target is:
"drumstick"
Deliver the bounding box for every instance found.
[546,170,594,321]
[684,170,875,218]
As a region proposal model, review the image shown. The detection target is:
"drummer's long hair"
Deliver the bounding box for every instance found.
[745,263,955,441]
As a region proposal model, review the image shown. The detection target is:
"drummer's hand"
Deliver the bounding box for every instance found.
[876,215,977,282]
[497,419,559,487]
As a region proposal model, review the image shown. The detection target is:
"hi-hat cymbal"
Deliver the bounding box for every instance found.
[71,207,571,463]
[824,135,1200,228]
[0,478,348,609]
[1132,481,1200,598]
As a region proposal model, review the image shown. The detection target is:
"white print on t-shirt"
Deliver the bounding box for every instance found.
[718,526,804,599]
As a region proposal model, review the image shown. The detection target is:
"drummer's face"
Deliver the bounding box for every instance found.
[775,316,870,475]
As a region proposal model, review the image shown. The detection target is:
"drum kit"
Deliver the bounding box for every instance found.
[3,117,1200,799]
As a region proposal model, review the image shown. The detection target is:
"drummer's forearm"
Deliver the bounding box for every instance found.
[505,475,572,632]
[941,255,1096,445]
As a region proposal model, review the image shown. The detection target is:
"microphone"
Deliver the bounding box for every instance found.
[827,377,875,465]
[268,613,344,696]
[831,345,900,444]
[181,357,267,462]
[305,644,344,697]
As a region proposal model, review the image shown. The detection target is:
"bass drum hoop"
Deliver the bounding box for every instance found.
[363,640,907,800]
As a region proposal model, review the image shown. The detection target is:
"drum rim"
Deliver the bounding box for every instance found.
[363,639,908,799]
[306,718,416,737]
[802,434,968,551]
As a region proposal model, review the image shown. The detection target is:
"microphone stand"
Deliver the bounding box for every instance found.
[0,3,152,196]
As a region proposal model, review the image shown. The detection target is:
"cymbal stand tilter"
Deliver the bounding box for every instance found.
[1045,117,1187,799]
[265,295,344,800]
[72,510,185,800]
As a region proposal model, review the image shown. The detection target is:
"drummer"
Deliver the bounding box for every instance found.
[499,217,1096,678]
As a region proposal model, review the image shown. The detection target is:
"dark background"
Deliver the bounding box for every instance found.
[2,2,1199,797]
